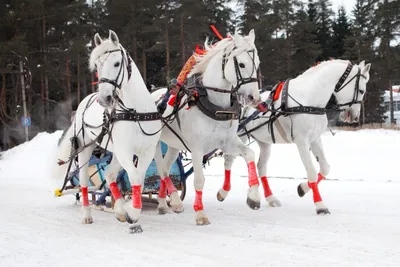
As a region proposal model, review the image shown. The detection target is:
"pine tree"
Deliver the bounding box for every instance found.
[331,6,350,59]
[291,2,321,76]
[315,0,334,61]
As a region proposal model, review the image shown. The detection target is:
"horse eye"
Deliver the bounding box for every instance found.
[359,90,365,95]
[114,62,120,67]
[239,63,245,68]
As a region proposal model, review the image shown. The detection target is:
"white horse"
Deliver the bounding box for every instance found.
[150,30,263,225]
[53,30,162,232]
[221,59,371,214]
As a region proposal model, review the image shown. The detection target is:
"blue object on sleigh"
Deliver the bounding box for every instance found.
[71,142,190,204]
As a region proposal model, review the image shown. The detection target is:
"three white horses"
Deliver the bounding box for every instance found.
[54,30,162,232]
[221,59,371,214]
[150,30,263,225]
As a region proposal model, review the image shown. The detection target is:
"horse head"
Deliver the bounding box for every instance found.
[334,60,371,123]
[189,29,262,108]
[89,30,131,109]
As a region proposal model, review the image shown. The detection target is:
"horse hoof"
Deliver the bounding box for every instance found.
[116,214,127,223]
[216,191,225,202]
[171,205,184,213]
[158,207,168,215]
[269,200,282,207]
[246,197,260,210]
[316,208,331,215]
[297,184,306,197]
[129,224,143,234]
[125,213,138,224]
[196,217,210,226]
[82,217,93,224]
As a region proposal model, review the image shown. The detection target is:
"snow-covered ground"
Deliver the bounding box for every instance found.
[0,129,399,267]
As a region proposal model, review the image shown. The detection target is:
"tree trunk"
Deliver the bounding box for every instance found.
[180,10,185,66]
[83,76,88,97]
[66,56,71,101]
[91,72,95,93]
[77,55,81,104]
[165,14,170,81]
[133,34,138,63]
[142,49,147,82]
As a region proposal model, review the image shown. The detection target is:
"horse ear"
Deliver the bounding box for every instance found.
[109,30,119,46]
[248,29,255,44]
[359,60,365,68]
[94,33,103,47]
[363,63,371,74]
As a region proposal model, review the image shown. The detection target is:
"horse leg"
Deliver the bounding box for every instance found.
[78,143,96,224]
[298,137,330,197]
[125,150,155,233]
[103,155,126,222]
[226,136,261,210]
[191,149,210,225]
[153,142,184,214]
[256,140,281,207]
[296,142,330,215]
[162,146,184,213]
[216,154,236,201]
[153,142,169,214]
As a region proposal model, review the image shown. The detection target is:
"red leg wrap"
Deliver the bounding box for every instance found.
[260,176,273,197]
[164,177,177,194]
[308,182,322,203]
[131,185,142,209]
[247,162,259,187]
[317,173,325,184]
[223,169,231,191]
[81,186,89,207]
[109,182,122,201]
[193,190,203,212]
[158,179,167,198]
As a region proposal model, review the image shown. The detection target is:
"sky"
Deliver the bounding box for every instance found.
[331,0,357,14]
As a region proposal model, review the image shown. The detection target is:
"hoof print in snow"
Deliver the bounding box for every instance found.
[316,208,331,215]
[129,224,143,234]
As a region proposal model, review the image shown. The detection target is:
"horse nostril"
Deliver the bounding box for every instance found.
[248,95,254,101]
[106,95,112,104]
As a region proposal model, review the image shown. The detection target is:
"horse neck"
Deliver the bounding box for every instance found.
[200,53,232,108]
[120,62,156,112]
[292,62,348,107]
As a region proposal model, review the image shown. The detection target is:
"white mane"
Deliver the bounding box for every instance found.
[188,33,256,77]
[89,39,126,72]
[297,59,351,79]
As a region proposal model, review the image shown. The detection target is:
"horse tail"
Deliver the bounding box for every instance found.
[51,124,75,180]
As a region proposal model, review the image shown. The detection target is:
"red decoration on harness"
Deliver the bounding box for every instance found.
[131,185,142,209]
[247,162,259,187]
[210,24,224,40]
[92,72,99,85]
[109,182,122,201]
[223,169,231,191]
[273,81,285,101]
[81,186,89,207]
[194,190,204,212]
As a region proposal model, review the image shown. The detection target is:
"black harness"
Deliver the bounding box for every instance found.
[95,46,162,129]
[181,46,260,122]
[238,62,367,143]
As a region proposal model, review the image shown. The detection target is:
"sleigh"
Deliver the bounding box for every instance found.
[55,141,193,212]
